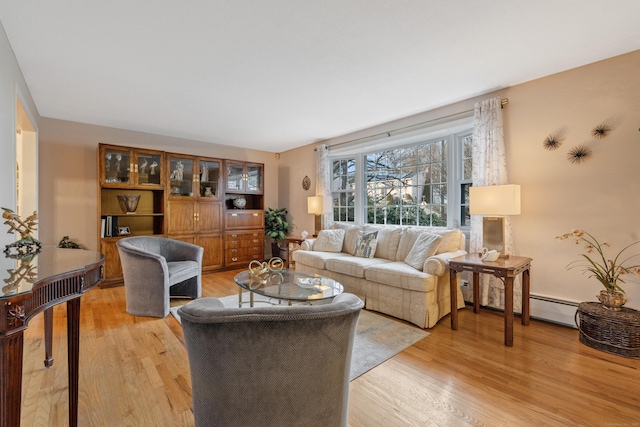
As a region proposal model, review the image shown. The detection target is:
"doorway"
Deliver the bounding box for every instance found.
[15,98,38,240]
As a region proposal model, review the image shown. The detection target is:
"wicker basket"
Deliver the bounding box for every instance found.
[575,302,640,359]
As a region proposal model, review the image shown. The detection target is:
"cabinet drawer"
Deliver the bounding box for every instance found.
[225,210,264,229]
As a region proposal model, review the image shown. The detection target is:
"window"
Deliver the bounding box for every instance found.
[331,158,356,221]
[330,123,473,228]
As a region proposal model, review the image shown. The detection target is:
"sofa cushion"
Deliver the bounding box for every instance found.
[313,229,345,252]
[396,228,423,260]
[353,231,378,258]
[326,256,391,278]
[292,250,351,270]
[404,233,442,270]
[429,228,463,254]
[332,222,364,255]
[364,262,436,293]
[364,225,403,261]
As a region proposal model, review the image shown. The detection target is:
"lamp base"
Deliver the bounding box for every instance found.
[482,216,505,254]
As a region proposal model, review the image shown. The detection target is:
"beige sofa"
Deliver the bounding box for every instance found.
[292,222,466,328]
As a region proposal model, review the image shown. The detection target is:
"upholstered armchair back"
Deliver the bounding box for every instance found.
[178,293,364,427]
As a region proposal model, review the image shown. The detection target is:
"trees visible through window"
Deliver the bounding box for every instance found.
[365,139,447,226]
[331,159,355,221]
[329,125,472,228]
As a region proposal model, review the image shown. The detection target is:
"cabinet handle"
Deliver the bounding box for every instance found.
[231,249,237,253]
[252,213,258,217]
[232,241,237,245]
[232,257,238,262]
[134,164,139,173]
[231,234,238,238]
[231,213,238,217]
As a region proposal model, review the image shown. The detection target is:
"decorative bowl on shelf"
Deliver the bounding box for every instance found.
[233,196,247,209]
[117,195,141,213]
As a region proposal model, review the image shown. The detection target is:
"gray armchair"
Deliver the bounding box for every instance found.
[117,236,203,318]
[178,293,364,427]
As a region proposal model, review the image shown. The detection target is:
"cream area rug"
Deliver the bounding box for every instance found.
[170,294,429,381]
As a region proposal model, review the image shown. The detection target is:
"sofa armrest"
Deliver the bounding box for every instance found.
[423,249,467,275]
[301,239,316,251]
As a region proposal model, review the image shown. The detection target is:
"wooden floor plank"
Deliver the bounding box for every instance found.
[19,269,640,426]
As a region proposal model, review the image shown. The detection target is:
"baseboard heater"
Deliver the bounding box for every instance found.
[530,293,580,328]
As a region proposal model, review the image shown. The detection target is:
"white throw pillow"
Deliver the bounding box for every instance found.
[353,231,378,258]
[313,229,345,252]
[404,233,442,270]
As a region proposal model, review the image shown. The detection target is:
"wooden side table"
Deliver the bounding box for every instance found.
[449,254,532,346]
[284,237,306,268]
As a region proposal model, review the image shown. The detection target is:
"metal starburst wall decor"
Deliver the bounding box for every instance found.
[566,145,592,164]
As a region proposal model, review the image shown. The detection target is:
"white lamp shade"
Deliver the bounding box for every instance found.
[469,184,521,216]
[307,196,332,215]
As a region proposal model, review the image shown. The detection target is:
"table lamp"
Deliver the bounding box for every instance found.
[469,184,520,256]
[308,195,332,237]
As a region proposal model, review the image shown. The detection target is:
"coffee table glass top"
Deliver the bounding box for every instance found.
[234,269,344,302]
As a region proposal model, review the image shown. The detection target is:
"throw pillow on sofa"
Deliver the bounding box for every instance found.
[313,229,345,252]
[353,231,378,258]
[404,233,442,270]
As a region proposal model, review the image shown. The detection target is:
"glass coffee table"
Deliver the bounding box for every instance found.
[234,269,344,307]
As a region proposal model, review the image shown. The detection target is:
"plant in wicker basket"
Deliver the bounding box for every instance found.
[557,229,640,310]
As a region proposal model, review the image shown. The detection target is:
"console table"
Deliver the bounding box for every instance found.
[0,247,104,427]
[449,254,531,346]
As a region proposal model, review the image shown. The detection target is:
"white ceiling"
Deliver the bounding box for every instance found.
[1,1,639,153]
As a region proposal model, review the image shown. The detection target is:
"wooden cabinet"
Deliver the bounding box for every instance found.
[225,231,264,267]
[98,144,166,286]
[100,144,164,189]
[225,161,263,194]
[166,154,225,272]
[98,144,264,283]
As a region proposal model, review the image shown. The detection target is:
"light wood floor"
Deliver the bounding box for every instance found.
[20,269,639,426]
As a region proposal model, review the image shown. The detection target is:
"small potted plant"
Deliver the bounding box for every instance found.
[556,229,640,310]
[264,207,290,260]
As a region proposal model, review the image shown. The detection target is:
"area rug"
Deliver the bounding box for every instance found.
[170,294,429,380]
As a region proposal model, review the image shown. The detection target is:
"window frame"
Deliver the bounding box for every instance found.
[329,118,473,229]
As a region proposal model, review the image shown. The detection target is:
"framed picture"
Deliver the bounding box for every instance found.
[118,226,131,236]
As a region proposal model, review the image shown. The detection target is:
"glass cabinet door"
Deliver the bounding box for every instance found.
[168,156,195,197]
[136,151,162,186]
[199,159,221,198]
[103,147,132,184]
[246,164,263,193]
[226,162,244,192]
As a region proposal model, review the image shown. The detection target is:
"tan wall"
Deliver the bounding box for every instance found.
[279,50,640,310]
[38,118,280,251]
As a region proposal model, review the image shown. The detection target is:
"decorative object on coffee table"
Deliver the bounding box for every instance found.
[2,207,41,256]
[556,229,640,311]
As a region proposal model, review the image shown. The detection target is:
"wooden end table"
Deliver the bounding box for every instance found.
[284,237,306,268]
[449,254,532,346]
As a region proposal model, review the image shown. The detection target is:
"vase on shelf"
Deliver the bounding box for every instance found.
[597,289,627,311]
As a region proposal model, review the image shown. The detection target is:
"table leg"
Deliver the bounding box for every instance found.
[472,272,480,313]
[522,269,531,326]
[250,292,254,308]
[0,330,24,427]
[238,287,242,307]
[504,277,514,347]
[67,298,81,427]
[44,307,54,368]
[449,270,458,330]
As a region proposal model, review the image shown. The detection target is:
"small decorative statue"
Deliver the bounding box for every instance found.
[170,161,184,180]
[2,207,41,256]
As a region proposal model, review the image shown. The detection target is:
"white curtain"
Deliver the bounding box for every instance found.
[315,144,333,226]
[470,98,521,312]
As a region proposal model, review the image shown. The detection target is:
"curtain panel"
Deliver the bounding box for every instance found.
[470,98,521,312]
